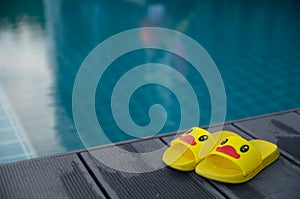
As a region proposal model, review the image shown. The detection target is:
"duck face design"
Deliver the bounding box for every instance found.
[178,127,210,147]
[215,137,253,161]
[211,136,263,176]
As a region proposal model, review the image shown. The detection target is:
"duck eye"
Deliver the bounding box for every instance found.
[240,145,249,153]
[198,135,209,142]
[185,129,193,134]
[220,139,228,145]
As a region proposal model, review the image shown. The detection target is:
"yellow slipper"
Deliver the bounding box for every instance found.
[195,135,279,183]
[162,127,239,171]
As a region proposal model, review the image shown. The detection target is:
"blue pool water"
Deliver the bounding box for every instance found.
[0,0,300,163]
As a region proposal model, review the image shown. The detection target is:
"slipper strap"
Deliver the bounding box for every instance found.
[208,137,262,176]
[170,128,213,162]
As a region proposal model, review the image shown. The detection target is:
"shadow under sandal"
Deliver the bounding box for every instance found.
[195,136,279,183]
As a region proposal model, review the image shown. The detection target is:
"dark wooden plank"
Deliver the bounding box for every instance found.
[80,138,225,199]
[206,124,253,140]
[234,112,300,165]
[210,157,300,199]
[0,154,105,199]
[160,133,177,146]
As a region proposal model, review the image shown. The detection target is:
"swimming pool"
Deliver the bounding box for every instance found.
[0,0,300,163]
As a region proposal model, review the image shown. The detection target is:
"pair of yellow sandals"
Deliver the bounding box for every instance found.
[162,127,279,183]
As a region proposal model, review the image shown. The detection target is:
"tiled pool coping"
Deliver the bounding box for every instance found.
[0,86,36,164]
[1,108,300,198]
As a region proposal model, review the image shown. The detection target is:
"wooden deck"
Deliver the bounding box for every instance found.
[1,109,300,198]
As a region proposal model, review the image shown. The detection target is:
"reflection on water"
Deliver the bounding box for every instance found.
[0,0,300,158]
[0,15,65,155]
